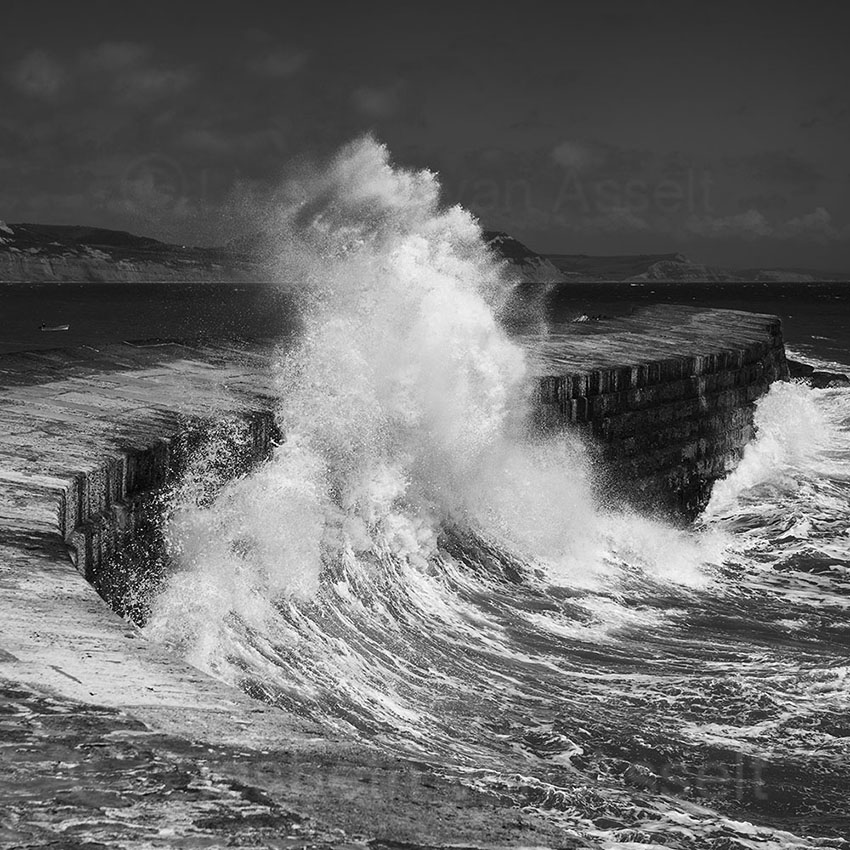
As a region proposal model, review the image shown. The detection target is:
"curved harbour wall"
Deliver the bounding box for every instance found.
[0,307,790,844]
[0,306,789,594]
[0,306,789,612]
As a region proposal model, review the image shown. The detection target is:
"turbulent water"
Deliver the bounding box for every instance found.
[145,138,850,847]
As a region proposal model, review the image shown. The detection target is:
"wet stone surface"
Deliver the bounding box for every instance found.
[0,680,350,849]
[0,678,577,849]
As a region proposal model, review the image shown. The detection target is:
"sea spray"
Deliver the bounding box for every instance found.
[706,381,831,514]
[137,139,850,844]
[147,136,723,696]
[702,377,850,575]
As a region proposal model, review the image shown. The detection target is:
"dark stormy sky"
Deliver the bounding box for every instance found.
[2,1,849,268]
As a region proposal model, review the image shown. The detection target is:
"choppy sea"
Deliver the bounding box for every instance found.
[3,142,849,847]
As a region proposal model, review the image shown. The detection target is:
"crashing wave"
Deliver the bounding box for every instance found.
[142,137,850,846]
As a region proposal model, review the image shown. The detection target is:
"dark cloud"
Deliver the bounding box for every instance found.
[8,50,66,99]
[248,46,309,78]
[799,95,850,130]
[506,110,558,133]
[80,41,197,102]
[114,65,197,101]
[1,2,849,266]
[737,193,789,213]
[728,151,823,193]
[82,41,150,72]
[351,82,406,119]
[6,40,197,111]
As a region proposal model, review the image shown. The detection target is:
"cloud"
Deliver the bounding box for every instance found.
[113,171,192,220]
[83,41,150,71]
[116,66,196,100]
[551,140,595,172]
[9,50,66,99]
[550,139,659,186]
[351,82,405,119]
[81,41,197,101]
[507,110,557,133]
[737,193,789,213]
[729,150,823,192]
[179,128,235,156]
[559,207,652,233]
[249,47,309,78]
[779,206,840,241]
[799,95,850,130]
[178,126,288,166]
[449,143,850,250]
[686,209,773,240]
[686,206,845,242]
[67,152,198,235]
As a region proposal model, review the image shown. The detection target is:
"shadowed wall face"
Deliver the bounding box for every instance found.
[533,305,789,516]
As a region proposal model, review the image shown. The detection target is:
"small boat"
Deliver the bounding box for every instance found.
[39,323,70,332]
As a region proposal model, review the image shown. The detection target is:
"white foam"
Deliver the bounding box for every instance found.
[147,137,726,680]
[705,381,842,516]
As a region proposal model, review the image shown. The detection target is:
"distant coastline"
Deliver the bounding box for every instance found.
[545,250,850,283]
[2,219,848,285]
[0,221,261,284]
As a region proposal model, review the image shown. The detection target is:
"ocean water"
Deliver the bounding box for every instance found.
[0,279,297,355]
[6,138,850,846]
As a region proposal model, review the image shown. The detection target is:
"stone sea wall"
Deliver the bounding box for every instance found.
[0,308,789,599]
[0,311,792,845]
[70,410,279,618]
[529,305,788,516]
[0,342,279,604]
[0,306,789,636]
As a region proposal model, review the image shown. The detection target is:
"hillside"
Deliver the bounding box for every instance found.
[481,231,566,282]
[0,222,257,283]
[545,251,850,282]
[0,221,567,284]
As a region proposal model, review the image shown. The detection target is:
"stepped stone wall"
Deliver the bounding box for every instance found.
[0,340,279,581]
[526,305,788,516]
